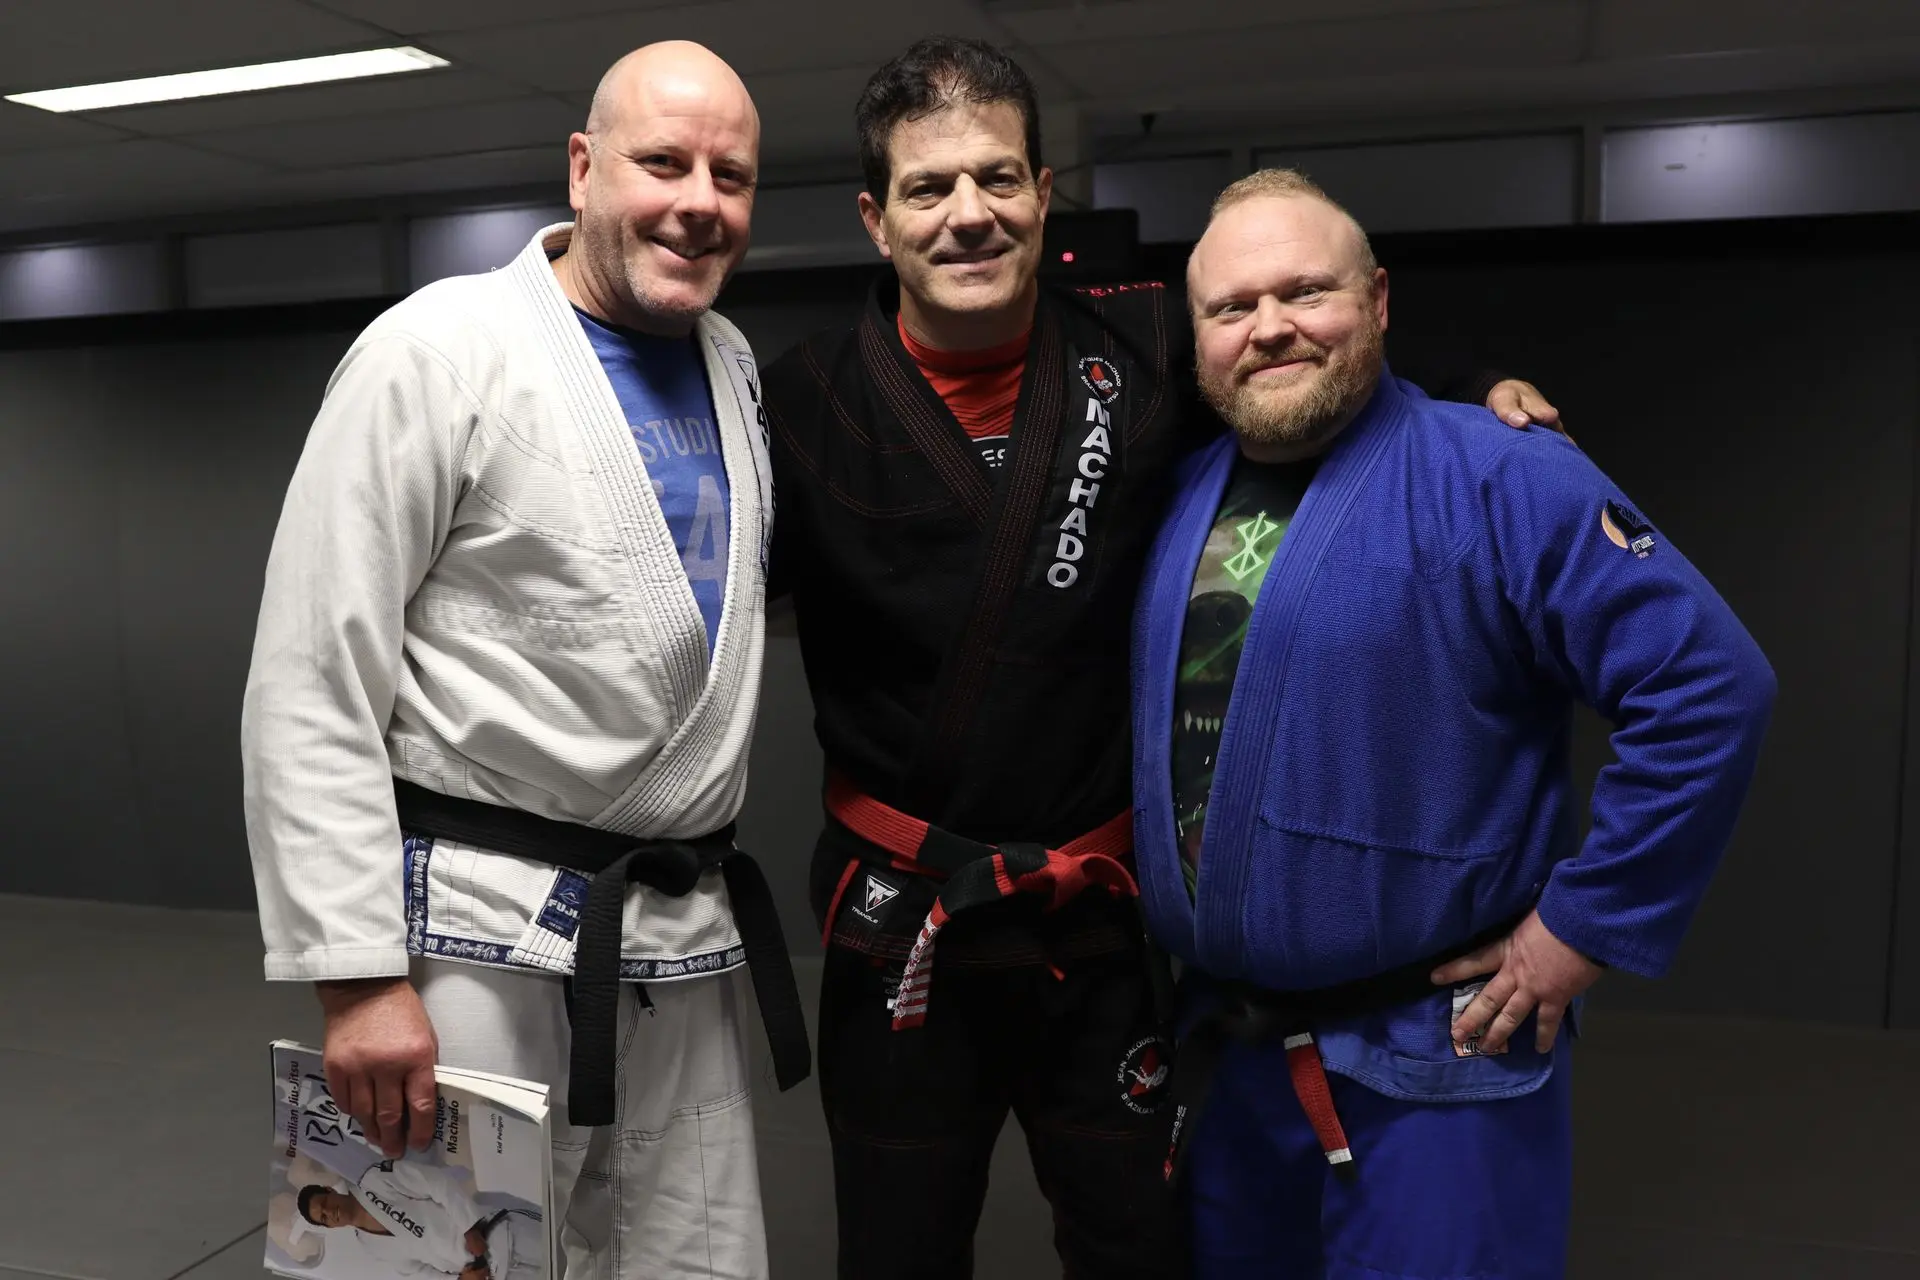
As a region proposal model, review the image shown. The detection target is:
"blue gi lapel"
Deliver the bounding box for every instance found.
[1132,433,1239,962]
[1192,375,1412,974]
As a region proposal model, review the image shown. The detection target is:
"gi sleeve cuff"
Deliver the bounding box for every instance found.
[264,945,413,983]
[1534,889,1669,980]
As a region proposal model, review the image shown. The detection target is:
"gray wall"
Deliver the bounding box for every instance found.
[1386,244,1918,1027]
[1,224,1914,1025]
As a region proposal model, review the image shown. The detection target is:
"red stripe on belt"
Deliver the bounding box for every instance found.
[823,776,1136,1030]
[1283,1033,1355,1175]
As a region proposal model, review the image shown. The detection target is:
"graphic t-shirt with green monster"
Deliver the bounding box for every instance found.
[1172,454,1321,895]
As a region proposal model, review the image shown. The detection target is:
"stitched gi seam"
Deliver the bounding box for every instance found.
[516,254,708,739]
[1254,813,1513,862]
[408,598,636,644]
[514,264,705,745]
[463,481,625,554]
[361,331,503,443]
[798,341,917,455]
[698,1105,716,1278]
[868,343,989,516]
[598,321,769,836]
[766,402,954,518]
[615,1085,752,1140]
[1130,287,1169,444]
[924,315,1064,778]
[859,315,993,525]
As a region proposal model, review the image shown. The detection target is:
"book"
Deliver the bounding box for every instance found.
[265,1041,555,1280]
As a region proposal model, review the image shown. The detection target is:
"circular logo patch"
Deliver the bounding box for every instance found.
[1117,1035,1172,1114]
[1078,355,1123,404]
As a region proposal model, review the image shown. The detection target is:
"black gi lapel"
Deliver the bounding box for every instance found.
[857,293,995,527]
[876,297,1071,816]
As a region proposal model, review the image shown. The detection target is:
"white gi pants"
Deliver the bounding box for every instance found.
[414,958,767,1280]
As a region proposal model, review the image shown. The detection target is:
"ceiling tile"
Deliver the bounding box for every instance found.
[0,101,129,156]
[1594,0,1920,61]
[0,139,270,235]
[307,0,697,37]
[0,0,387,92]
[993,0,1517,46]
[1064,3,1587,103]
[84,67,532,138]
[255,145,563,203]
[184,96,582,170]
[424,0,1000,89]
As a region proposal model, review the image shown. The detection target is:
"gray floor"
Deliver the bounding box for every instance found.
[3,893,1918,1280]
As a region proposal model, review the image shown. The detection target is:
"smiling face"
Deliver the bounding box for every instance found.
[857,99,1051,348]
[565,42,759,336]
[301,1190,357,1230]
[1188,193,1389,461]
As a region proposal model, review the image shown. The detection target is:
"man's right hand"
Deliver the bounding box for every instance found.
[316,977,439,1158]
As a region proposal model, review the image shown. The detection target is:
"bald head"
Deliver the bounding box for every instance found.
[557,40,760,336]
[586,40,759,145]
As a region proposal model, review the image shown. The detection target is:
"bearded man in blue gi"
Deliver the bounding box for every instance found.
[1130,168,1777,1279]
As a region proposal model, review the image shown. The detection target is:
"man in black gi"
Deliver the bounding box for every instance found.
[759,36,1560,1280]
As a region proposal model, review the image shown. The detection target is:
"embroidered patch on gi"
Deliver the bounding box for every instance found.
[1078,354,1123,404]
[1118,1036,1173,1113]
[534,868,591,939]
[1601,499,1657,559]
[853,873,900,926]
[1450,980,1510,1057]
[864,874,899,912]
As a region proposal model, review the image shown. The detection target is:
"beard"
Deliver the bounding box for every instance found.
[1198,311,1386,454]
[576,199,728,330]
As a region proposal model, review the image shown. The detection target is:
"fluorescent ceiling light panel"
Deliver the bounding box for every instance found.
[5,47,449,113]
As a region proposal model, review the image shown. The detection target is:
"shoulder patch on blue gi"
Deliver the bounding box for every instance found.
[1601,498,1657,558]
[1118,1035,1173,1113]
[1078,354,1123,404]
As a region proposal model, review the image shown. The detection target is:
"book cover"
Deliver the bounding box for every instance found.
[265,1041,553,1280]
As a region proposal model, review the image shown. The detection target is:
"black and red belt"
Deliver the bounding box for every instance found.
[820,774,1143,1030]
[1165,912,1525,1186]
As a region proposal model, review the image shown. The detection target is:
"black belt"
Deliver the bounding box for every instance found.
[1166,912,1525,1185]
[394,779,811,1127]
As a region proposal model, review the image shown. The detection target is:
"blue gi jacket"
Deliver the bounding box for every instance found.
[1131,373,1776,1101]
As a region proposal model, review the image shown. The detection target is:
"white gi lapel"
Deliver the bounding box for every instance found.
[505,225,710,720]
[703,319,775,576]
[594,312,771,837]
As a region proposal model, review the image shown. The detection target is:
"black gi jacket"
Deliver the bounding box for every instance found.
[762,273,1498,961]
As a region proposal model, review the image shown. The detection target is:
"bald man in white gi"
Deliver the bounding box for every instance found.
[243,41,803,1280]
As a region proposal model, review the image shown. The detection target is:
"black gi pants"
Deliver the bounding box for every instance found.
[817,936,1187,1280]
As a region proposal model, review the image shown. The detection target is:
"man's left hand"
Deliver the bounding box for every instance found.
[1486,379,1565,435]
[1432,909,1603,1054]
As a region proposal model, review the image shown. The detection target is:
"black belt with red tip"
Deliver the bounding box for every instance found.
[1165,912,1526,1187]
[820,774,1166,1029]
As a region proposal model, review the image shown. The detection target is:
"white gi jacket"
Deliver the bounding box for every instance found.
[351,1161,485,1277]
[243,224,773,983]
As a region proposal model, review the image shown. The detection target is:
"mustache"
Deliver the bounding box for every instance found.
[1236,342,1328,379]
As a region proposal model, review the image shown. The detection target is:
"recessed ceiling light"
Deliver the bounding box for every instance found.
[4,46,450,114]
